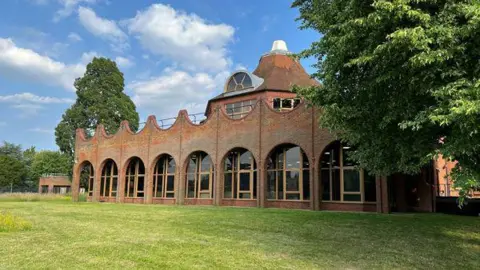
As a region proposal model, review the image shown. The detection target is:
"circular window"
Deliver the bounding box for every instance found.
[226,72,253,92]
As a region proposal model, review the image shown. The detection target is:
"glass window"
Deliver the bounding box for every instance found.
[186,152,214,199]
[343,170,360,192]
[239,173,250,191]
[320,141,375,203]
[285,171,300,191]
[226,72,253,92]
[101,160,118,198]
[224,173,233,198]
[282,99,292,109]
[343,194,361,201]
[153,155,175,198]
[225,100,255,119]
[272,98,302,111]
[321,169,330,200]
[364,172,377,202]
[125,157,145,198]
[266,145,309,201]
[223,149,256,199]
[267,171,276,200]
[273,98,281,109]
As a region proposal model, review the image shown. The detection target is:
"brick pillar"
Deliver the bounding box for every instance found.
[92,166,101,202]
[48,184,54,194]
[72,165,79,201]
[177,164,185,205]
[259,162,265,208]
[117,164,125,203]
[311,165,319,210]
[215,163,222,206]
[145,163,153,204]
[376,176,390,213]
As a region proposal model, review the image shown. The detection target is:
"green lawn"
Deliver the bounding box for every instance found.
[0,201,479,269]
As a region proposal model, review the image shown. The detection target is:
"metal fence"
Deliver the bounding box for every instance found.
[137,112,207,131]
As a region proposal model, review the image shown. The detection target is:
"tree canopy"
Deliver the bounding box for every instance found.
[55,57,139,161]
[0,142,31,190]
[293,0,480,200]
[30,151,71,181]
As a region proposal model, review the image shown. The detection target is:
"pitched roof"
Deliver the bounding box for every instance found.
[252,53,320,91]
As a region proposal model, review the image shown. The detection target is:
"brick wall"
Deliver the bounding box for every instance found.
[73,98,394,213]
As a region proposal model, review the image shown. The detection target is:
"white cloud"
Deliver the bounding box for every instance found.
[0,38,85,91]
[68,32,82,42]
[0,92,74,117]
[78,6,128,52]
[11,104,45,117]
[28,127,55,134]
[80,51,100,64]
[125,4,234,72]
[54,0,97,22]
[115,56,134,68]
[128,68,229,118]
[0,92,74,104]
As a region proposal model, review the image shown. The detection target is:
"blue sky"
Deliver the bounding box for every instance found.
[0,0,319,150]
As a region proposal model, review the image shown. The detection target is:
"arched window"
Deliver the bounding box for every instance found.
[80,161,94,197]
[224,149,257,199]
[125,157,145,198]
[186,152,214,199]
[226,72,253,92]
[100,159,118,197]
[320,141,376,202]
[153,155,175,198]
[266,145,310,200]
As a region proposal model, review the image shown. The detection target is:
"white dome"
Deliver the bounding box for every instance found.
[271,40,288,52]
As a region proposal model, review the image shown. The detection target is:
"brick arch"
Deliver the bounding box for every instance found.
[122,156,146,175]
[263,142,311,169]
[149,152,177,174]
[98,158,119,175]
[316,140,340,164]
[73,160,95,201]
[182,150,216,172]
[220,146,258,168]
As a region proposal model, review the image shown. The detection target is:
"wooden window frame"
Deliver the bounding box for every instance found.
[321,145,375,204]
[185,153,214,199]
[125,159,145,198]
[225,100,255,119]
[101,161,118,198]
[272,98,301,112]
[153,156,175,199]
[223,151,257,200]
[267,146,309,201]
[86,164,94,197]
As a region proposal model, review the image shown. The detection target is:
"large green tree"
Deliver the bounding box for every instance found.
[293,0,480,201]
[30,151,71,182]
[0,141,28,190]
[55,57,139,161]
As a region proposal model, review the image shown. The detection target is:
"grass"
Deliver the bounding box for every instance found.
[0,211,32,232]
[0,201,478,269]
[0,192,71,202]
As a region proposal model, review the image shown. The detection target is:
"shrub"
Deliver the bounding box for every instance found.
[78,193,87,202]
[0,211,32,232]
[0,193,71,202]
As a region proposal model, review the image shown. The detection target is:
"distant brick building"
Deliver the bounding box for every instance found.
[72,41,454,213]
[39,174,71,194]
[435,156,480,198]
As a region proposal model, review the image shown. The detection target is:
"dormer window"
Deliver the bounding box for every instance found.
[226,72,253,92]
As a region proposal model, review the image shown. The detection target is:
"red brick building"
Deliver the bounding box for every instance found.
[38,174,71,194]
[72,41,439,213]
